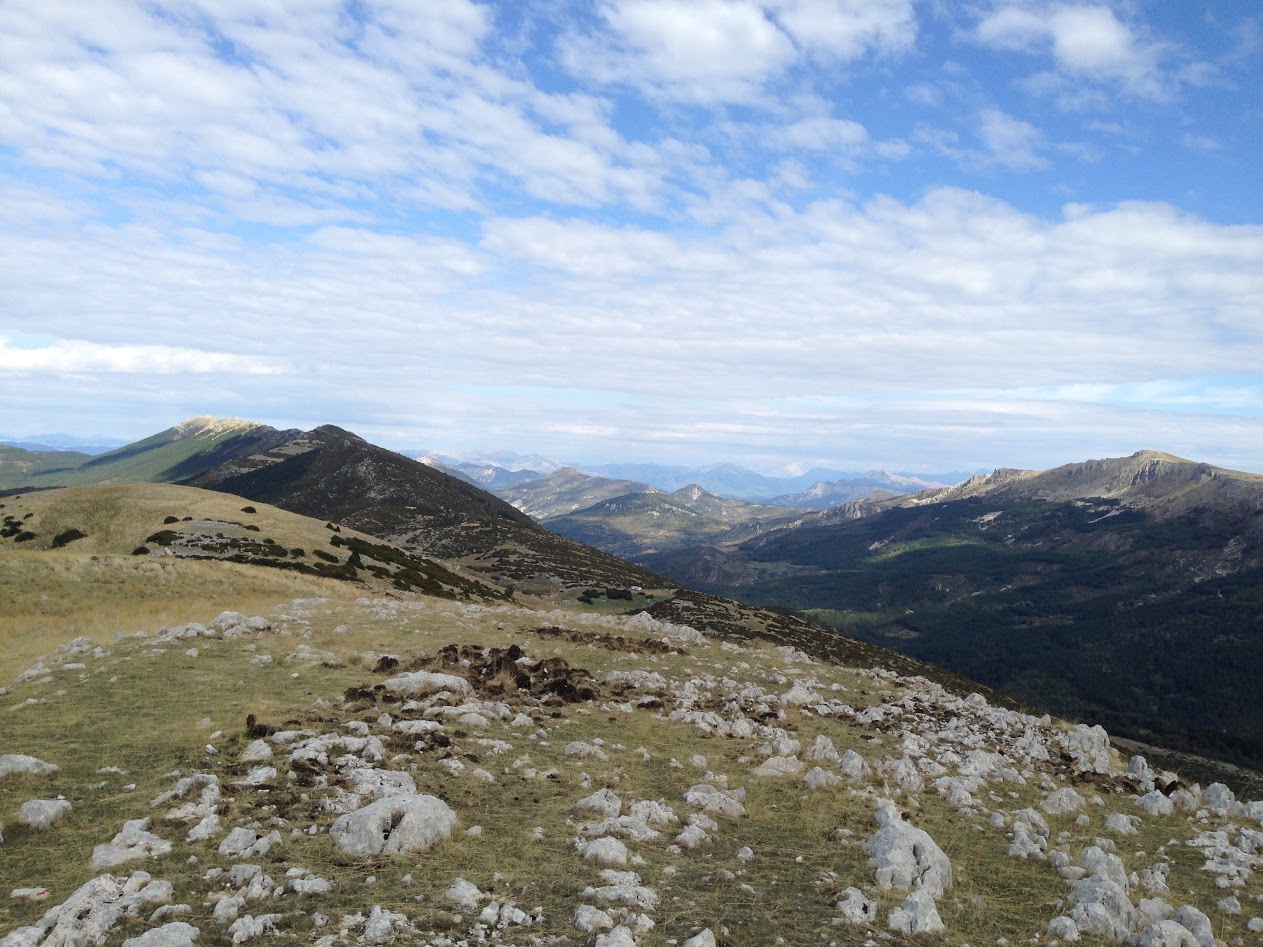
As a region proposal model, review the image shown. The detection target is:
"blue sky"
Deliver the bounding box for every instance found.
[1,0,1261,474]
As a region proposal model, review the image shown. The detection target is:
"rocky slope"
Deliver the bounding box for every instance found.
[646,452,1263,774]
[3,588,1262,946]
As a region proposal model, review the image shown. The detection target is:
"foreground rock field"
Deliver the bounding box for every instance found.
[2,594,1261,946]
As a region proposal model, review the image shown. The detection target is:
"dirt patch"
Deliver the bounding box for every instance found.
[529,624,684,656]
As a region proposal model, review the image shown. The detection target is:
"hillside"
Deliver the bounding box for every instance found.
[646,452,1263,772]
[181,426,678,598]
[3,484,1263,945]
[499,468,658,520]
[0,417,300,490]
[0,446,91,490]
[545,487,803,560]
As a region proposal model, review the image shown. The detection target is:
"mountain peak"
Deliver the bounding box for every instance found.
[172,416,259,439]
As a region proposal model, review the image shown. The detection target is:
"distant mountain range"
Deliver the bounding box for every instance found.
[647,450,1263,771]
[413,453,963,505]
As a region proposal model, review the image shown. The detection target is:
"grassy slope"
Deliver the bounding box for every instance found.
[0,484,499,677]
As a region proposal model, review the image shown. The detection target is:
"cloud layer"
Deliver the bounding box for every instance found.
[1,1,1260,473]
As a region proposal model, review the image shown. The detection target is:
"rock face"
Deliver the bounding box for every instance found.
[329,795,457,857]
[1,871,173,946]
[865,804,953,899]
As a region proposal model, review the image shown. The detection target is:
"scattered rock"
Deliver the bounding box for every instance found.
[330,795,457,858]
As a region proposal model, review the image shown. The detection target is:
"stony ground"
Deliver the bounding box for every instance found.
[2,593,1262,946]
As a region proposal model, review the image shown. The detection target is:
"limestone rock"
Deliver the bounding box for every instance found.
[865,804,952,898]
[91,820,172,871]
[121,921,201,946]
[0,755,58,779]
[17,799,71,830]
[888,888,944,934]
[330,795,457,858]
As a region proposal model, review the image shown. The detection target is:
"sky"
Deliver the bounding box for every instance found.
[2,1,1262,476]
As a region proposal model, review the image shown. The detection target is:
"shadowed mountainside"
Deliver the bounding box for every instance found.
[646,451,1263,772]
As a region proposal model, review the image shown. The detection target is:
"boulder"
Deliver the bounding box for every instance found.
[91,820,171,871]
[380,671,469,696]
[864,804,952,898]
[3,872,171,946]
[888,889,944,934]
[835,886,878,924]
[17,799,71,830]
[0,755,58,779]
[1136,920,1200,947]
[121,922,201,946]
[330,795,457,858]
[1041,787,1086,816]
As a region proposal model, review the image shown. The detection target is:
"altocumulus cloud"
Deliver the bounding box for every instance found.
[0,338,283,376]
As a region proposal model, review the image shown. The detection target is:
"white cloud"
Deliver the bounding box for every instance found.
[0,337,282,375]
[976,3,1169,98]
[768,0,917,59]
[977,108,1046,169]
[562,0,796,104]
[561,0,916,104]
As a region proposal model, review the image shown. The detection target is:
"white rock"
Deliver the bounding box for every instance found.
[1136,791,1175,816]
[576,788,623,819]
[887,889,944,934]
[5,871,172,946]
[17,799,71,830]
[865,805,952,898]
[1067,874,1137,941]
[1105,812,1138,835]
[445,877,483,909]
[1047,915,1080,941]
[217,828,280,860]
[239,740,272,763]
[0,755,58,779]
[594,926,638,947]
[838,749,870,781]
[835,886,878,924]
[1042,787,1086,815]
[380,671,469,696]
[582,870,658,910]
[1136,920,1200,947]
[226,913,281,944]
[799,766,836,789]
[577,836,631,866]
[347,768,417,801]
[574,904,615,933]
[682,929,716,947]
[361,905,413,944]
[803,735,840,763]
[121,921,201,946]
[91,820,172,871]
[684,783,746,817]
[330,795,457,858]
[1171,905,1216,947]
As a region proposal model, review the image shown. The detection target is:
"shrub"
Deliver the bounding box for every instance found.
[131,546,150,555]
[51,528,88,548]
[241,506,257,514]
[163,515,179,524]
